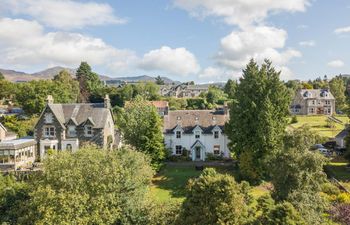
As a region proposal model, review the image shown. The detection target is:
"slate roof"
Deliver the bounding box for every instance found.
[47,103,110,129]
[163,110,228,134]
[299,89,335,100]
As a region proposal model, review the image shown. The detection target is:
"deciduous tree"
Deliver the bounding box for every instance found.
[117,96,165,169]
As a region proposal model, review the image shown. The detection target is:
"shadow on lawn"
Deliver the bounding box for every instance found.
[325,163,350,182]
[153,165,239,199]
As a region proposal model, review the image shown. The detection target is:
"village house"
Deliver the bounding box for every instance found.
[159,84,209,98]
[290,89,335,115]
[34,95,115,160]
[163,108,230,161]
[0,122,36,170]
[149,101,169,116]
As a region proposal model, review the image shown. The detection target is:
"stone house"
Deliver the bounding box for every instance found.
[149,101,169,116]
[159,84,209,98]
[163,108,230,161]
[34,95,115,159]
[290,89,335,115]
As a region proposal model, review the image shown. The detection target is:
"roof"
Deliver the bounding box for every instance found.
[46,103,111,129]
[150,101,169,108]
[163,110,228,134]
[298,89,335,100]
[0,122,7,132]
[335,128,350,139]
[0,137,36,150]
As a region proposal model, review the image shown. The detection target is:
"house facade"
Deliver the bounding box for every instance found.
[149,101,169,116]
[290,89,336,115]
[163,109,230,161]
[34,95,115,159]
[159,84,209,98]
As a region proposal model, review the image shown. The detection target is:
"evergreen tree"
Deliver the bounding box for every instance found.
[329,76,346,111]
[224,79,237,99]
[155,75,165,85]
[76,62,102,102]
[225,59,291,183]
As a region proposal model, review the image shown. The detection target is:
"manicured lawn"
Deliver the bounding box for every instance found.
[150,165,269,203]
[289,115,348,138]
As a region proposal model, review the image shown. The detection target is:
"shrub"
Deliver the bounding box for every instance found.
[290,115,298,124]
[206,153,224,161]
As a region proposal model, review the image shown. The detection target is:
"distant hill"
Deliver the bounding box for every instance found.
[0,67,179,84]
[107,75,179,84]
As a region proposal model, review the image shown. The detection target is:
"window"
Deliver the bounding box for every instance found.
[325,100,330,105]
[309,108,314,114]
[44,126,55,137]
[68,126,76,137]
[176,131,181,139]
[175,145,182,155]
[195,131,200,139]
[44,113,53,123]
[312,100,315,105]
[327,108,332,114]
[214,131,219,139]
[85,126,93,137]
[66,144,72,151]
[214,145,220,155]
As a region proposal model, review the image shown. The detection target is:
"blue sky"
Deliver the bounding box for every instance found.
[0,0,349,82]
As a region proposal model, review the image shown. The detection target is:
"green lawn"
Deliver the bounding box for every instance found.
[289,115,348,138]
[150,165,269,203]
[325,158,350,191]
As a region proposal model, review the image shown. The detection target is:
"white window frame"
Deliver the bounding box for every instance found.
[195,131,200,139]
[176,131,181,139]
[175,145,182,155]
[67,125,76,137]
[44,126,55,137]
[214,131,219,139]
[213,145,220,155]
[85,126,93,137]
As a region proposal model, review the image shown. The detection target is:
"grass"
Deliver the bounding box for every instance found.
[326,158,350,191]
[289,115,348,138]
[150,165,269,203]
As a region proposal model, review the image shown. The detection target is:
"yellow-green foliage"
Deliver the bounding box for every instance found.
[289,115,349,138]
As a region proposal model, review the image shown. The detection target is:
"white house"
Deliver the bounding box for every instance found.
[163,109,230,161]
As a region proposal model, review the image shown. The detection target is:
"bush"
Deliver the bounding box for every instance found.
[206,153,224,161]
[290,115,298,124]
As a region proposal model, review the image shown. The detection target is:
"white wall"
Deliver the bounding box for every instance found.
[164,128,230,160]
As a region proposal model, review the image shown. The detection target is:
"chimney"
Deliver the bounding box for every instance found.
[46,95,54,104]
[104,94,111,108]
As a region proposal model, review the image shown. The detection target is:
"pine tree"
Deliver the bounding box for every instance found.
[225,59,291,183]
[76,62,102,103]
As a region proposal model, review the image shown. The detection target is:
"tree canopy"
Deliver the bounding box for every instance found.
[116,96,165,169]
[76,62,103,103]
[21,145,154,225]
[225,59,291,183]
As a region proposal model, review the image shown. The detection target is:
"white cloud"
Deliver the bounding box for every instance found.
[0,0,126,30]
[0,18,136,72]
[217,26,301,75]
[139,46,200,76]
[198,67,240,80]
[334,26,350,34]
[299,40,315,47]
[327,60,344,68]
[174,0,310,28]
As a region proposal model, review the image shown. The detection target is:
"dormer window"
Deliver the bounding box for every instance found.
[195,131,200,139]
[68,125,76,137]
[44,113,53,124]
[176,131,181,139]
[214,131,219,139]
[85,126,93,137]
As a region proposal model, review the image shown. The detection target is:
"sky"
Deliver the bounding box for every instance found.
[0,0,350,83]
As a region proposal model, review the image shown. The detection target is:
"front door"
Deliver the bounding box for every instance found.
[195,146,201,160]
